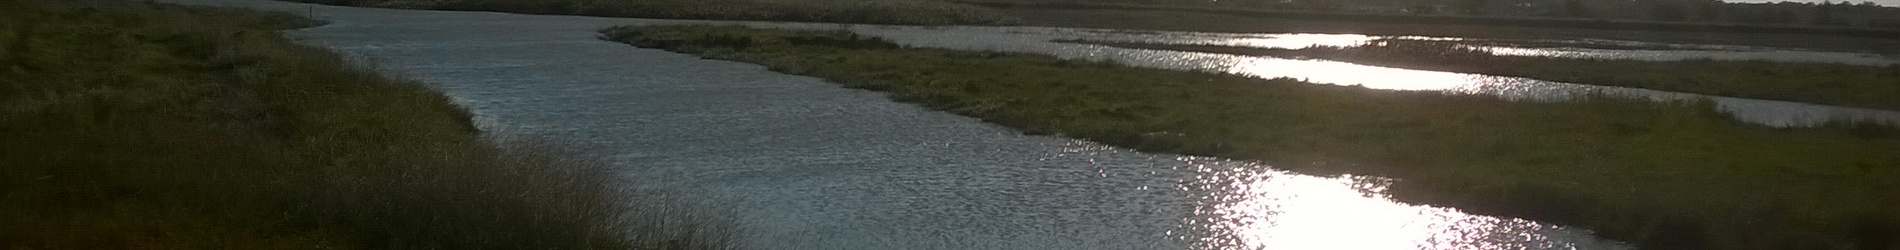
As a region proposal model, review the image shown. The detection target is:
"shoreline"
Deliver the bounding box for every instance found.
[969,1,1900,38]
[602,25,1900,249]
[1062,40,1900,112]
[984,3,1900,54]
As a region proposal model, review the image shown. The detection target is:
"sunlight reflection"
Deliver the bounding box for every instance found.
[1226,34,1375,49]
[1223,57,1474,91]
[1176,156,1611,250]
[1479,46,1615,59]
[1050,27,1899,66]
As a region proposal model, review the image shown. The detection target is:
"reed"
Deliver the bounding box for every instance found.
[0,2,728,249]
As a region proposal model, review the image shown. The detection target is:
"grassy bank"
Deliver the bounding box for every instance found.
[0,1,722,249]
[603,25,1900,249]
[290,0,1010,25]
[1069,40,1900,111]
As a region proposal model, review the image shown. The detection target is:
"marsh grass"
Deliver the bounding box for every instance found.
[0,1,726,249]
[604,25,1900,249]
[1071,40,1900,111]
[294,0,1012,25]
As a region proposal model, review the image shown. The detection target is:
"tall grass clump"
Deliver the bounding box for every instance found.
[293,0,1012,25]
[603,25,1900,249]
[0,1,726,249]
[1071,39,1900,111]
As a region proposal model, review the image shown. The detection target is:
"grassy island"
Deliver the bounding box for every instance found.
[0,1,721,249]
[1068,40,1900,111]
[603,25,1900,250]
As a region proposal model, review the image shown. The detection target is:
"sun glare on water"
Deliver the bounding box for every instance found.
[1223,56,1476,91]
[1222,34,1375,49]
[1176,157,1610,250]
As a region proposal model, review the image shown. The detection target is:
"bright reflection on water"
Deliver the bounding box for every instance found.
[1048,29,1900,66]
[1097,145,1621,250]
[1223,57,1474,91]
[1174,33,1376,49]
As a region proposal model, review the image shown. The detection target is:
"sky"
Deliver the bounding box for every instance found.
[1726,0,1900,7]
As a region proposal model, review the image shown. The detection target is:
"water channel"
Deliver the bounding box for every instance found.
[163,0,1896,248]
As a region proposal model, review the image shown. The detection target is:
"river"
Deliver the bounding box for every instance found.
[162,0,1894,249]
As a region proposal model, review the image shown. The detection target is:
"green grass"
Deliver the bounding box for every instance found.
[1069,40,1900,111]
[0,1,726,249]
[603,25,1900,249]
[292,0,1012,25]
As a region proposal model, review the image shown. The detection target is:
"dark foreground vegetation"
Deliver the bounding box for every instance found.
[604,25,1900,249]
[291,0,1011,25]
[0,1,723,249]
[1069,40,1900,111]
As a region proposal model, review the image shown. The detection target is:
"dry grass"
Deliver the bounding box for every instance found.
[0,1,727,249]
